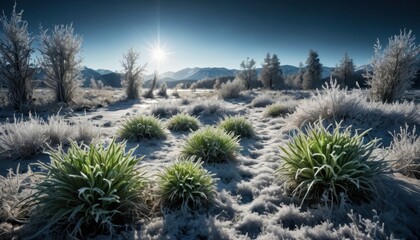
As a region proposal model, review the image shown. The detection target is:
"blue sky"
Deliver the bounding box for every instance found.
[2,0,420,74]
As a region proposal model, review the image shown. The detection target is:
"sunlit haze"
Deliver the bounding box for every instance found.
[1,0,420,74]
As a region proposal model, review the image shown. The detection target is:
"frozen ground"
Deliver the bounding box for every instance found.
[1,88,419,239]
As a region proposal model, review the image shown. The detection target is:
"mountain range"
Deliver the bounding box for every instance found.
[81,65,336,87]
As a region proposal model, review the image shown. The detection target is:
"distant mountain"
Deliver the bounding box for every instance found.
[145,65,334,82]
[145,67,240,81]
[96,69,114,75]
[96,72,122,88]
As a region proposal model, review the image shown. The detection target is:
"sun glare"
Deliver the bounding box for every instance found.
[152,47,167,62]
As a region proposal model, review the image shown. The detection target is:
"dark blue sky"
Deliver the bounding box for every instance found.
[2,0,420,73]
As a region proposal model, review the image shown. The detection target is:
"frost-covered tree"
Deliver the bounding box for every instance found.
[259,52,283,89]
[364,30,420,103]
[302,50,322,90]
[292,62,304,89]
[239,57,257,90]
[40,24,83,103]
[121,47,145,99]
[0,5,35,110]
[332,52,355,88]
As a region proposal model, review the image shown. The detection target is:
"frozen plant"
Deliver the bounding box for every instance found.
[0,5,35,111]
[40,24,83,103]
[364,30,420,102]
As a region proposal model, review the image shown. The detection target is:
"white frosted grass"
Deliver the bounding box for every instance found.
[388,125,420,178]
[186,100,227,116]
[0,114,100,159]
[73,117,101,144]
[44,113,73,145]
[150,101,181,119]
[284,80,419,132]
[251,94,274,108]
[0,115,47,159]
[0,165,35,225]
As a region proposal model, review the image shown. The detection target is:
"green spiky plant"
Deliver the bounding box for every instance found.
[276,120,387,206]
[118,115,166,141]
[218,116,255,139]
[29,140,149,238]
[263,103,289,118]
[167,113,200,132]
[157,158,217,213]
[181,127,241,163]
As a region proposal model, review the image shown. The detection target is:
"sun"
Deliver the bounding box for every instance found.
[152,47,167,63]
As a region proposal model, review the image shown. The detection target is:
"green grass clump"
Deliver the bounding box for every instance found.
[218,116,255,139]
[157,159,217,213]
[263,103,289,118]
[181,127,241,163]
[29,140,148,238]
[276,120,386,205]
[167,113,200,132]
[118,115,166,141]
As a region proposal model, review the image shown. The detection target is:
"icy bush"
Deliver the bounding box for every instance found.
[365,30,420,102]
[284,80,420,131]
[218,116,255,139]
[187,100,227,116]
[181,127,241,163]
[167,113,200,132]
[29,140,148,238]
[118,115,166,141]
[150,101,181,119]
[251,94,274,108]
[157,159,217,213]
[40,24,83,103]
[217,78,245,99]
[388,125,420,178]
[0,165,35,225]
[277,120,387,205]
[0,115,47,159]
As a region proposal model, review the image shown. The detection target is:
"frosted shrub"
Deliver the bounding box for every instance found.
[40,24,83,103]
[0,165,35,224]
[217,78,245,99]
[0,115,47,159]
[388,125,420,178]
[167,113,200,132]
[157,159,217,213]
[0,6,35,111]
[251,94,274,108]
[157,82,168,97]
[181,127,241,163]
[365,30,420,102]
[44,113,72,145]
[218,116,255,139]
[121,48,145,99]
[277,120,387,205]
[263,103,291,118]
[29,140,148,238]
[118,115,166,141]
[187,100,226,116]
[72,117,101,144]
[150,101,180,118]
[285,80,420,130]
